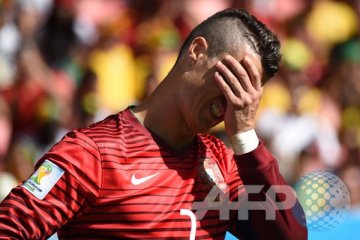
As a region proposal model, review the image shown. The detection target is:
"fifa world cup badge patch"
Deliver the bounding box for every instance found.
[22,160,64,200]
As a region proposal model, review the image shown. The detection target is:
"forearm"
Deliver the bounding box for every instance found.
[0,188,52,240]
[231,133,307,240]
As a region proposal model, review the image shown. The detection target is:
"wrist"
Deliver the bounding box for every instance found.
[230,129,259,155]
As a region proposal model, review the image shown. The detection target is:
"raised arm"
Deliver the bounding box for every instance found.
[215,53,307,239]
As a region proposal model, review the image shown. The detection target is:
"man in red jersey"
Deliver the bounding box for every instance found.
[0,8,307,240]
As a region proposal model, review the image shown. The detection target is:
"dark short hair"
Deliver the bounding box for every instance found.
[178,8,281,83]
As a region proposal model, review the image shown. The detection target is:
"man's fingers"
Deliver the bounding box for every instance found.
[243,56,262,91]
[214,54,263,108]
[215,61,244,97]
[222,55,254,92]
[214,71,238,104]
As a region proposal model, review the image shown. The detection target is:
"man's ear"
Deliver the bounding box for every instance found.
[188,37,208,63]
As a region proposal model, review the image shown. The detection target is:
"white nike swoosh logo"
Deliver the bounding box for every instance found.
[131,172,160,185]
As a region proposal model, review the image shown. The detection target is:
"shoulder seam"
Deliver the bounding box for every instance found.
[73,130,104,198]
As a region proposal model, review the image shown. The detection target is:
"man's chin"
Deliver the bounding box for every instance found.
[194,124,213,134]
[197,121,224,134]
[191,118,224,134]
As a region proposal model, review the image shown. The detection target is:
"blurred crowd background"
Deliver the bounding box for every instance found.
[0,0,359,229]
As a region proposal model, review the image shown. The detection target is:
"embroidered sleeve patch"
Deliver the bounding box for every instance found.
[22,160,64,200]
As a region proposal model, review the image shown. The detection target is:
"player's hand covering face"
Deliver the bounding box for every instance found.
[214,52,263,137]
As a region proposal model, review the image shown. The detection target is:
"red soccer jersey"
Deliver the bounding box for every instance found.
[0,108,307,240]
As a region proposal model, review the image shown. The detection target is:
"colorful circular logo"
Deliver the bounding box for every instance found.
[294,171,350,231]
